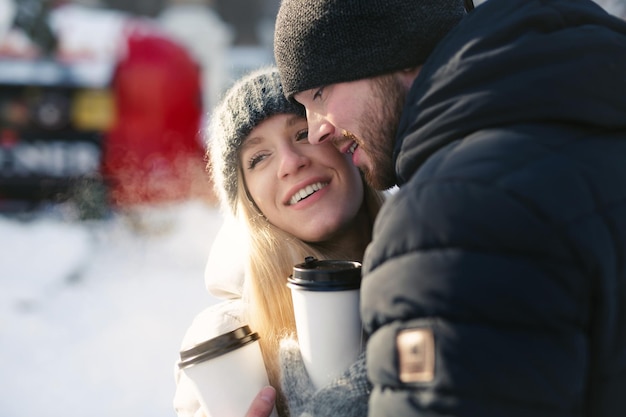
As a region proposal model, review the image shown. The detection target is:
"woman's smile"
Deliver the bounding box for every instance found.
[287,181,329,205]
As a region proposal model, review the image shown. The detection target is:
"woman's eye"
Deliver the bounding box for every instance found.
[295,129,309,142]
[247,152,268,169]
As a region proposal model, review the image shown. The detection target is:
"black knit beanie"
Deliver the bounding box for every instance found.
[208,67,305,215]
[274,0,467,98]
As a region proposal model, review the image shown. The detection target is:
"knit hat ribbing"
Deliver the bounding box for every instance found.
[274,0,467,98]
[208,67,305,215]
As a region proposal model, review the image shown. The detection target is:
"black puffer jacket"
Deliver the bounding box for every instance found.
[361,0,626,416]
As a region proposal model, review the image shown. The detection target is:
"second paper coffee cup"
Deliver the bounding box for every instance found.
[287,256,363,390]
[178,325,277,417]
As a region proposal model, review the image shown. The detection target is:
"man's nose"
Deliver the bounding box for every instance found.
[306,110,332,145]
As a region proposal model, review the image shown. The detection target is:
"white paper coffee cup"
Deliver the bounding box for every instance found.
[287,257,363,390]
[178,325,277,417]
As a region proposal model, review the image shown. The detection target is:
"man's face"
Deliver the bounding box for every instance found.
[293,74,406,190]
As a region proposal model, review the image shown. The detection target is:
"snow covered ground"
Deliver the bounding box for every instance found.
[0,200,224,417]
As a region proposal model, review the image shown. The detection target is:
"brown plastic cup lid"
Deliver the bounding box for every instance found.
[177,325,259,369]
[287,256,362,291]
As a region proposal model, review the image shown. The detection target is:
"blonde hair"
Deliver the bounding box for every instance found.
[234,167,385,416]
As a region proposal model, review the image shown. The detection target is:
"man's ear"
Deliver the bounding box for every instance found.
[399,66,422,90]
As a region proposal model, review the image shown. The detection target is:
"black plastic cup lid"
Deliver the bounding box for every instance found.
[287,256,362,291]
[178,325,259,369]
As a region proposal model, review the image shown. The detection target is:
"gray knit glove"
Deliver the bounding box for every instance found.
[279,337,371,417]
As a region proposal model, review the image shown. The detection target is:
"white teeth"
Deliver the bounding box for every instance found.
[289,182,328,205]
[348,142,358,154]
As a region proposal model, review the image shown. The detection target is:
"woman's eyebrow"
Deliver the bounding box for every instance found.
[240,135,263,152]
[286,114,305,127]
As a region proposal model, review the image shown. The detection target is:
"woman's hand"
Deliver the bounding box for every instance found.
[245,386,276,417]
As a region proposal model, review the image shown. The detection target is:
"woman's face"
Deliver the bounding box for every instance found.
[239,113,365,242]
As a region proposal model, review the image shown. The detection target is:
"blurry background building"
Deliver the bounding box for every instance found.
[56,0,281,105]
[0,0,279,214]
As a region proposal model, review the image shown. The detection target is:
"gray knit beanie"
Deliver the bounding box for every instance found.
[274,0,467,98]
[208,66,306,215]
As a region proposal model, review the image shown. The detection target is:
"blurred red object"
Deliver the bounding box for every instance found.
[102,23,211,207]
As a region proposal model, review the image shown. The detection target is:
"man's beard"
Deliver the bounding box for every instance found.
[346,74,406,190]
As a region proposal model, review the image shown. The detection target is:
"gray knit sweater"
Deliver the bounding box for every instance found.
[279,338,371,417]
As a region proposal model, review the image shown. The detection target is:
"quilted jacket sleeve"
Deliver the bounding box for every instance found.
[362,171,592,417]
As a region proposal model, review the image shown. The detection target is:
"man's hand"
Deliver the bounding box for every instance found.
[245,386,276,417]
